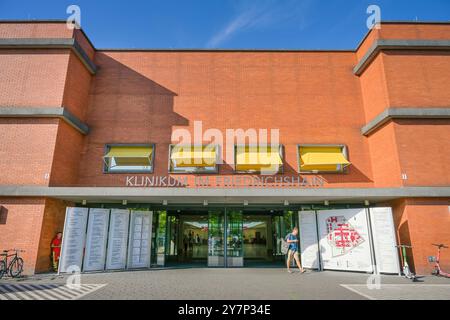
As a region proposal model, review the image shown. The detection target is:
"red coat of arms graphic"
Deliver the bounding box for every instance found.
[326,216,364,257]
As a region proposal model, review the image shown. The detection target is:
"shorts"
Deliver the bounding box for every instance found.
[288,249,299,259]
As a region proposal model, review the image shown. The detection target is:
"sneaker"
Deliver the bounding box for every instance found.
[287,269,293,274]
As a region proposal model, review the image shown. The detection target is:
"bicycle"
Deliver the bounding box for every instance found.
[0,249,25,279]
[430,244,450,278]
[396,245,417,282]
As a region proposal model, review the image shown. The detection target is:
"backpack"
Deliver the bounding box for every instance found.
[281,233,291,254]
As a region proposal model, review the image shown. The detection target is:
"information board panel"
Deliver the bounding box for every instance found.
[299,211,320,269]
[369,207,400,274]
[317,209,373,273]
[59,207,89,273]
[83,208,110,272]
[127,211,153,269]
[106,209,130,270]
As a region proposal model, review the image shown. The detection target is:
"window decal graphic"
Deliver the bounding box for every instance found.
[326,216,364,257]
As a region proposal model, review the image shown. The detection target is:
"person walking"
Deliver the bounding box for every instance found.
[286,227,305,274]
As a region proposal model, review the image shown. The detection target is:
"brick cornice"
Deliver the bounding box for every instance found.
[361,107,450,136]
[354,39,450,76]
[0,38,97,74]
[0,107,89,135]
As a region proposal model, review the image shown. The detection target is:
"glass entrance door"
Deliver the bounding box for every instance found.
[158,208,297,268]
[180,215,208,263]
[208,210,225,267]
[208,209,244,267]
[243,215,271,264]
[226,210,243,267]
[272,210,298,262]
[166,213,179,263]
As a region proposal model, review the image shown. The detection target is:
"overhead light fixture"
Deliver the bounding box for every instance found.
[364,200,370,206]
[122,200,128,206]
[163,200,168,206]
[244,200,249,206]
[284,200,289,206]
[203,200,208,206]
[324,200,329,206]
[82,200,87,206]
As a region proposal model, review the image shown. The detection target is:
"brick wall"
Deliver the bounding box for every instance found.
[394,119,450,186]
[366,122,403,187]
[49,120,85,186]
[383,51,450,108]
[62,51,94,122]
[77,50,374,188]
[0,198,47,275]
[358,54,390,123]
[356,23,450,60]
[0,118,59,186]
[392,198,450,275]
[358,23,450,189]
[0,23,91,187]
[0,49,70,107]
[0,22,74,39]
[35,198,70,273]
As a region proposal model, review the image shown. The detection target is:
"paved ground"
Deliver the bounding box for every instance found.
[1,268,449,300]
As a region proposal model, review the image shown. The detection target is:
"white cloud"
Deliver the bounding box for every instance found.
[206,0,312,48]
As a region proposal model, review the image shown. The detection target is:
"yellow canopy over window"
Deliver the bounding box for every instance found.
[171,146,216,167]
[300,146,350,172]
[235,146,283,172]
[104,146,153,166]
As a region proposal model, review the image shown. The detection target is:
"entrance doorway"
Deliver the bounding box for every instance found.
[156,208,297,268]
[165,211,209,266]
[243,216,270,262]
[242,210,296,266]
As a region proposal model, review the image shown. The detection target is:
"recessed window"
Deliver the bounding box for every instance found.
[169,145,218,173]
[234,145,283,174]
[298,145,350,173]
[103,144,154,173]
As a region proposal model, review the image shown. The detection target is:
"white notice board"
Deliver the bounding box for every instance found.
[106,209,130,270]
[299,211,320,269]
[127,211,153,269]
[59,207,89,273]
[83,208,110,272]
[369,207,400,274]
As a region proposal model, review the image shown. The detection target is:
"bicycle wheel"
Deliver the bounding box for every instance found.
[9,257,24,278]
[0,260,6,279]
[431,267,439,276]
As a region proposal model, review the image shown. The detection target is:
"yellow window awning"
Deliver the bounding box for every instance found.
[104,146,153,166]
[235,146,283,171]
[300,146,350,172]
[171,146,216,167]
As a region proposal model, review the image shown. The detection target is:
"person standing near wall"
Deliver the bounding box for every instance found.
[50,232,62,272]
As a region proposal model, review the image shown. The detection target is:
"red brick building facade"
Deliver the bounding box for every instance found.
[0,21,449,275]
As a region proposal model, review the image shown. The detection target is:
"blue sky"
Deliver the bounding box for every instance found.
[0,0,449,49]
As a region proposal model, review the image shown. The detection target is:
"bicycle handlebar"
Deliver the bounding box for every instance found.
[2,249,25,253]
[432,243,448,249]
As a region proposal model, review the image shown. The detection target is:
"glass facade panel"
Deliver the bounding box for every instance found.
[226,210,243,267]
[151,210,166,266]
[151,208,299,267]
[208,210,225,267]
